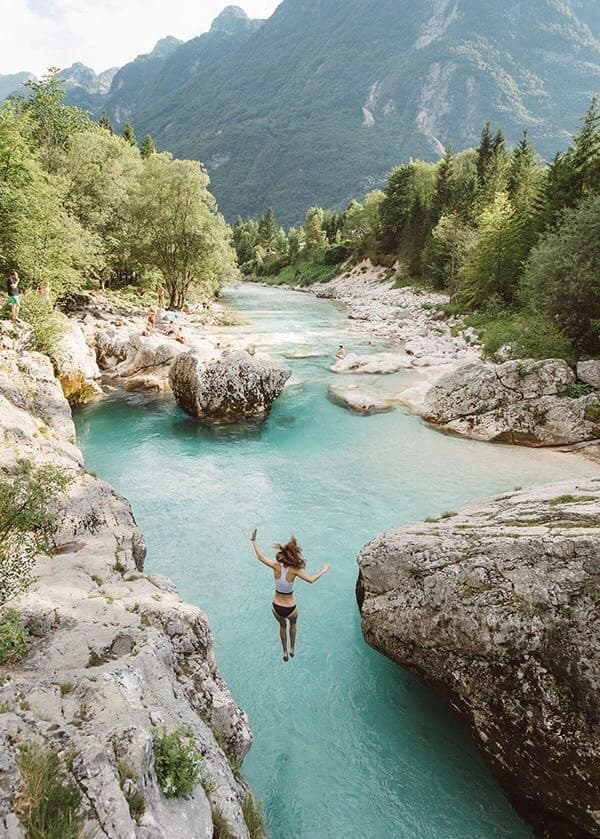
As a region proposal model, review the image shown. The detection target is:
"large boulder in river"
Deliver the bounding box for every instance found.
[169,348,291,423]
[422,358,600,446]
[357,480,600,839]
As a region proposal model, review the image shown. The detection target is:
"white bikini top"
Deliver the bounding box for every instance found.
[275,563,295,595]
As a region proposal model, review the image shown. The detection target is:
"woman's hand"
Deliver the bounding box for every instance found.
[251,528,257,542]
[322,563,331,573]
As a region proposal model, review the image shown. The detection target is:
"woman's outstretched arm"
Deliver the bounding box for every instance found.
[295,564,331,584]
[250,529,277,569]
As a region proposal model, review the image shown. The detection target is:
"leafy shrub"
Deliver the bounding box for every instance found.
[0,462,72,605]
[17,744,84,839]
[241,794,267,839]
[323,242,351,265]
[567,383,593,399]
[465,310,575,362]
[152,727,201,798]
[0,610,29,665]
[19,293,65,368]
[585,401,600,425]
[259,257,340,287]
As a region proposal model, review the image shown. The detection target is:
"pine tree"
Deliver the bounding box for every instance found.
[140,135,156,159]
[258,208,278,249]
[122,119,137,147]
[99,112,113,134]
[433,145,454,218]
[571,95,600,200]
[476,122,494,185]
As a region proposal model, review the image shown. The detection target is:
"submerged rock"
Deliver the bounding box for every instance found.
[357,480,600,839]
[169,348,291,423]
[327,384,396,415]
[423,359,600,446]
[331,351,413,375]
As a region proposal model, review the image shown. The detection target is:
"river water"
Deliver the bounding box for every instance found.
[75,285,596,839]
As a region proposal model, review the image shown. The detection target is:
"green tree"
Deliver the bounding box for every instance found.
[433,145,454,219]
[131,153,236,308]
[19,69,90,171]
[287,227,301,262]
[460,192,516,308]
[476,122,494,186]
[521,194,600,355]
[427,212,475,294]
[258,208,278,249]
[343,190,384,257]
[140,134,156,159]
[570,95,600,201]
[99,111,114,133]
[122,119,137,147]
[304,208,327,258]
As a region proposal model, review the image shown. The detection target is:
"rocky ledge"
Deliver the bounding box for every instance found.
[0,321,255,838]
[423,359,600,452]
[357,481,600,839]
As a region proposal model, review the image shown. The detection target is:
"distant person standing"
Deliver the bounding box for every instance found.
[157,284,166,309]
[39,281,51,302]
[6,271,20,322]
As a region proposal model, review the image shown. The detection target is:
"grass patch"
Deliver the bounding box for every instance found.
[440,511,457,519]
[214,729,242,780]
[17,744,84,839]
[0,610,29,666]
[241,794,267,839]
[152,727,201,798]
[124,788,145,823]
[212,805,235,839]
[258,257,340,287]
[584,402,600,424]
[59,682,75,697]
[548,495,596,506]
[567,383,594,399]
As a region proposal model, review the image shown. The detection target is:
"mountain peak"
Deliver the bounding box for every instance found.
[150,36,183,58]
[210,6,251,35]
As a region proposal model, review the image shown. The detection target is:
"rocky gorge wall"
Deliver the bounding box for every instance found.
[0,320,255,838]
[357,482,600,839]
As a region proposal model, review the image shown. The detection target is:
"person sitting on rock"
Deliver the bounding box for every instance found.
[250,529,330,662]
[336,344,346,359]
[6,270,20,322]
[143,307,156,336]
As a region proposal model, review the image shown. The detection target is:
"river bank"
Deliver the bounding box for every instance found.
[0,320,257,839]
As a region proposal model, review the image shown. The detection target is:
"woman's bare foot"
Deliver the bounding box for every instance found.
[289,648,295,658]
[283,651,289,662]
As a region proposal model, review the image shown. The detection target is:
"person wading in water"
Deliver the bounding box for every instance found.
[251,529,330,661]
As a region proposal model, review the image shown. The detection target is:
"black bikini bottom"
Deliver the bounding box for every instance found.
[273,602,296,618]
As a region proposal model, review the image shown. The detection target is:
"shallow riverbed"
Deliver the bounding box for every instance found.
[75,284,597,839]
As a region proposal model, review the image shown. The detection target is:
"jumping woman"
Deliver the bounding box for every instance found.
[251,529,330,661]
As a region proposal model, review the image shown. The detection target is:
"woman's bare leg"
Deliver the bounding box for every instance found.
[289,611,298,656]
[272,608,289,660]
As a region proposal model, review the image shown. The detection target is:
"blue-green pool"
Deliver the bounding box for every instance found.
[75,285,596,839]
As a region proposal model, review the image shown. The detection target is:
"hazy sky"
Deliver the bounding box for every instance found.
[0,1,281,76]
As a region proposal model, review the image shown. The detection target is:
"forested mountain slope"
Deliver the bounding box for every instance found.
[4,1,599,223]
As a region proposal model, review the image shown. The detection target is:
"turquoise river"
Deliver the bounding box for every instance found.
[75,285,596,839]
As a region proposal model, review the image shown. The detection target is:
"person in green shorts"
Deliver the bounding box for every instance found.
[6,271,20,322]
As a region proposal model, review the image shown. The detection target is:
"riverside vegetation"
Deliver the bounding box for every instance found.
[234,98,600,364]
[0,70,236,325]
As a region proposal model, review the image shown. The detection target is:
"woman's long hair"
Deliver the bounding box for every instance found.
[275,536,305,569]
